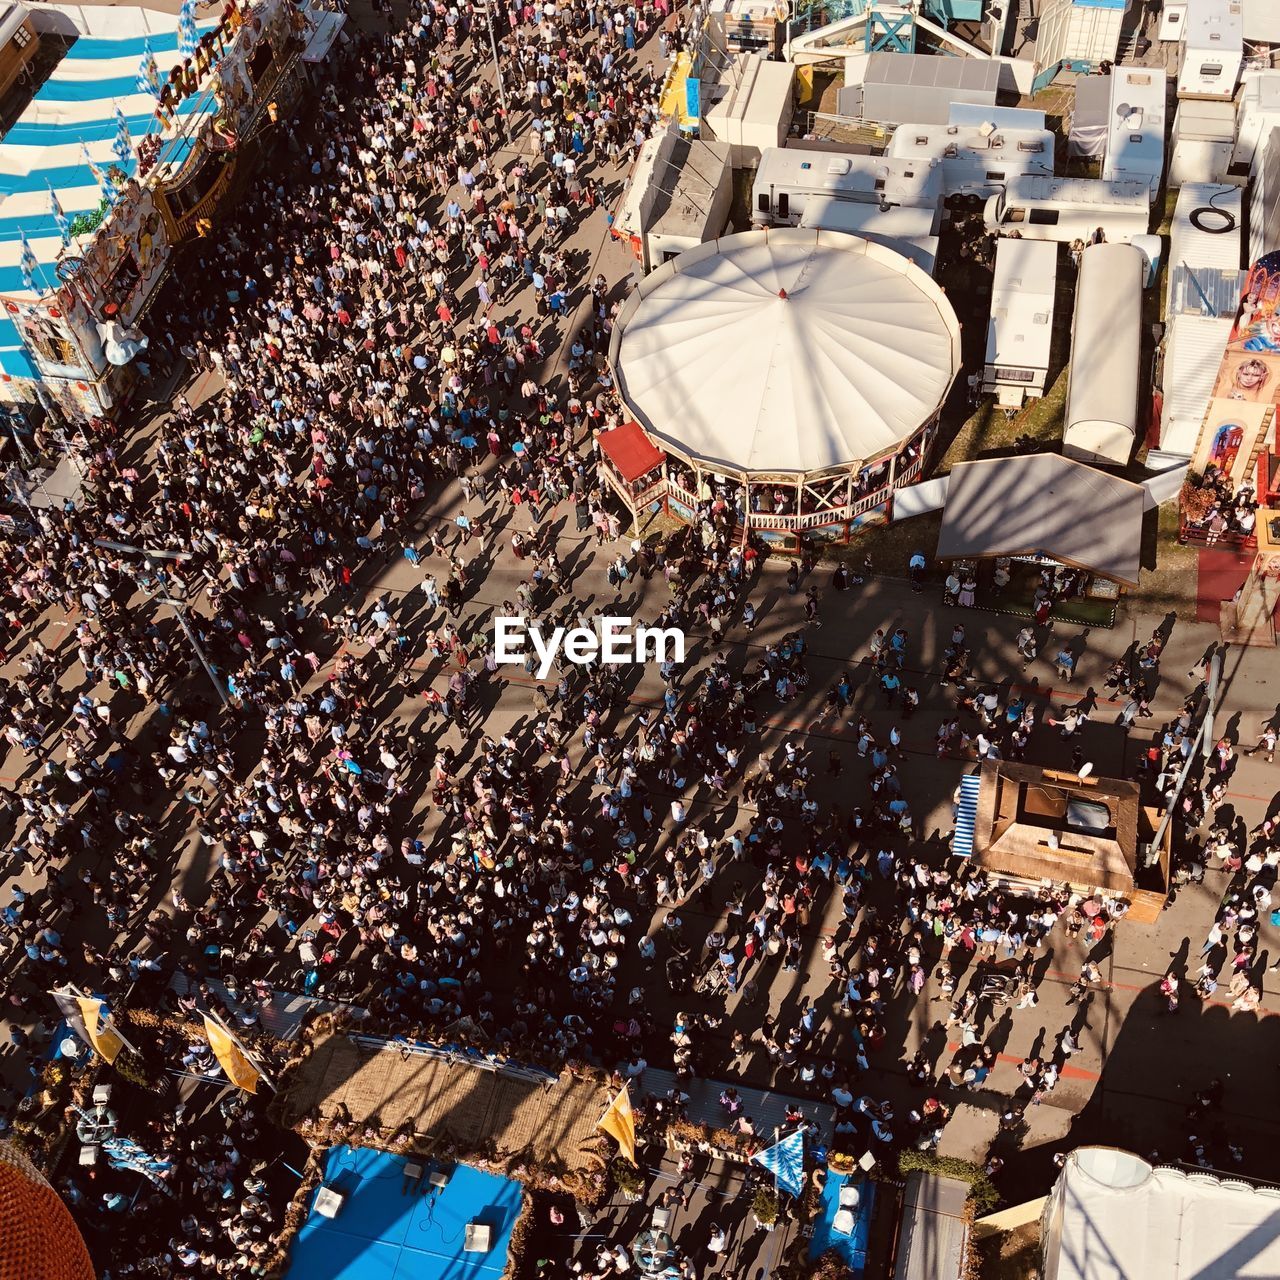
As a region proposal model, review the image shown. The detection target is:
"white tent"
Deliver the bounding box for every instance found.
[1043,1147,1280,1280]
[610,228,961,476]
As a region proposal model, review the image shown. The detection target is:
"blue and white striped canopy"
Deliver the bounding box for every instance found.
[951,771,982,857]
[0,10,219,376]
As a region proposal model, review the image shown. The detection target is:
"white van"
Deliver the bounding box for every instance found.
[983,175,1152,244]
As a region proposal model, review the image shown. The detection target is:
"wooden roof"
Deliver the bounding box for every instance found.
[280,1033,608,1173]
[937,455,1145,587]
[971,761,1141,894]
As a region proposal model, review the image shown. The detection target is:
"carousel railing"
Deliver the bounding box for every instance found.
[667,479,700,511]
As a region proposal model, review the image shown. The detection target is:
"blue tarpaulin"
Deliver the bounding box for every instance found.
[286,1147,523,1280]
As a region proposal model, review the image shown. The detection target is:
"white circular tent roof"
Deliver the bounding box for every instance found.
[610,228,962,477]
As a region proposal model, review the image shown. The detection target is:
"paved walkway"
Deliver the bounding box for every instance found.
[642,1065,835,1143]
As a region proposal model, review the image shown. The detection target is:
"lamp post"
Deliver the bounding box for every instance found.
[1141,649,1221,868]
[93,538,229,708]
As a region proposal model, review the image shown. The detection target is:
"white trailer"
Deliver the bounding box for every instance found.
[983,240,1058,406]
[1063,242,1145,468]
[751,147,943,228]
[611,134,735,273]
[1160,184,1243,454]
[1233,71,1280,173]
[886,121,1054,207]
[798,197,940,274]
[983,175,1151,244]
[1176,0,1243,102]
[701,55,794,170]
[1102,67,1167,195]
[1250,125,1280,268]
[1169,98,1236,186]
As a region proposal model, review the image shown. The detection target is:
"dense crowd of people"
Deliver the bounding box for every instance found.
[0,0,1274,1277]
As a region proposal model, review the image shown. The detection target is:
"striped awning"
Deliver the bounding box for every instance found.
[0,11,219,295]
[951,772,981,857]
[0,9,219,376]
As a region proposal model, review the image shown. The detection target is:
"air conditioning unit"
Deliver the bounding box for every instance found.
[315,1187,346,1219]
[464,1222,492,1252]
[428,1169,452,1189]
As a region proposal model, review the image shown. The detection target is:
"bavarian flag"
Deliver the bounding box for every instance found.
[597,1082,637,1165]
[203,1013,261,1094]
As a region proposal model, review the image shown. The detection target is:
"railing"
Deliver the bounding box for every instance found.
[645,475,898,532]
[897,455,924,485]
[1177,520,1257,550]
[348,1033,559,1083]
[667,480,699,512]
[634,479,666,509]
[851,483,893,516]
[791,0,868,38]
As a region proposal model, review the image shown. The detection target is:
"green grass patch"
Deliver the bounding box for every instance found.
[934,368,1070,477]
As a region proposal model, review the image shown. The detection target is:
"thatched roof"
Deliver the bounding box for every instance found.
[281,1033,609,1174]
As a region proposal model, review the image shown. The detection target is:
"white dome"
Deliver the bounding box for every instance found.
[610,228,961,476]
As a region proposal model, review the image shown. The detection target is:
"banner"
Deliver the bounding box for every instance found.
[75,995,124,1065]
[52,986,132,1064]
[203,1012,262,1093]
[751,1128,805,1197]
[597,1083,637,1165]
[50,988,90,1048]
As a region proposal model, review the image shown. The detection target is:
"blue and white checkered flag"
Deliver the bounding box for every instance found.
[136,40,160,97]
[49,188,70,247]
[751,1127,805,1197]
[178,0,199,57]
[112,105,133,165]
[19,231,40,292]
[83,143,118,208]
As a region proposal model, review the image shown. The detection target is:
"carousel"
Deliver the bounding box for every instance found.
[605,227,962,550]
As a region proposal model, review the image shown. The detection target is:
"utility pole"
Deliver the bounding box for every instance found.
[477,0,513,147]
[93,538,229,708]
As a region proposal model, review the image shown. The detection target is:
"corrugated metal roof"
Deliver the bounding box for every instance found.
[896,1173,970,1280]
[863,52,1001,92]
[1168,185,1242,282]
[1161,314,1233,454]
[1167,265,1248,318]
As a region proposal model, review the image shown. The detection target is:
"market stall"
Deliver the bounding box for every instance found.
[936,454,1144,618]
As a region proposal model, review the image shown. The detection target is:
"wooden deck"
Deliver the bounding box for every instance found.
[281,1033,608,1173]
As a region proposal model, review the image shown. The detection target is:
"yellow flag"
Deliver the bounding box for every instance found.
[597,1083,637,1165]
[75,995,124,1064]
[203,1013,260,1093]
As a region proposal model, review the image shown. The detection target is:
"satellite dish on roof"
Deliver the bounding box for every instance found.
[1116,103,1132,117]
